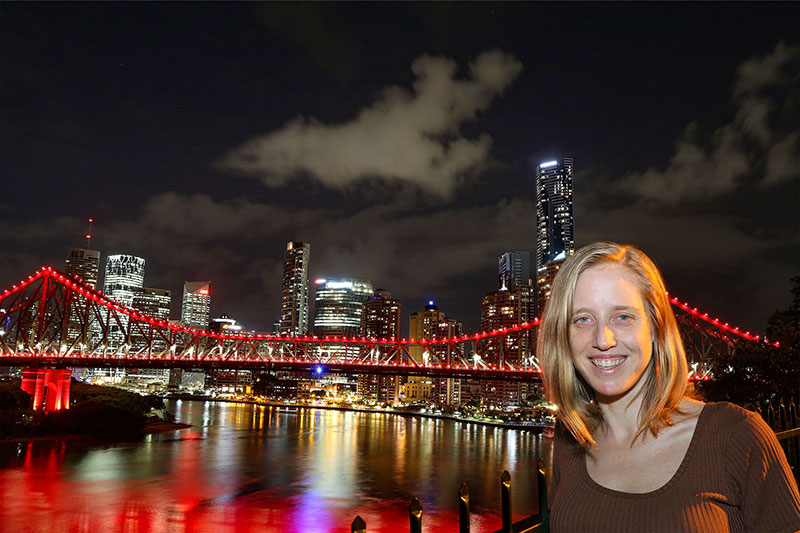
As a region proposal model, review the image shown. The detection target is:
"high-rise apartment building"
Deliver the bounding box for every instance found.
[535,158,574,315]
[280,241,311,336]
[65,248,101,288]
[498,251,530,292]
[408,301,463,406]
[181,281,211,330]
[358,289,403,404]
[360,289,402,340]
[313,278,373,337]
[535,158,574,271]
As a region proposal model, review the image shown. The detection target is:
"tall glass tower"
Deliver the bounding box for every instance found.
[102,254,145,349]
[181,281,211,330]
[313,278,373,337]
[535,158,574,272]
[280,241,311,335]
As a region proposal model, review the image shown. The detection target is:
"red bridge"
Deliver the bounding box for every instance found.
[0,267,775,408]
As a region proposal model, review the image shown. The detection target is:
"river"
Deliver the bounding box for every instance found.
[0,400,552,532]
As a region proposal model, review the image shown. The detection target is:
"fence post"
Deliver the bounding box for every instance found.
[537,457,550,532]
[351,515,366,533]
[409,497,422,533]
[501,470,512,532]
[459,482,470,533]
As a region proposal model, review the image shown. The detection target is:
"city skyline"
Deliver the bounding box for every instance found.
[2,3,797,334]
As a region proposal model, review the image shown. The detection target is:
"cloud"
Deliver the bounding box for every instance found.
[618,42,798,203]
[216,50,523,197]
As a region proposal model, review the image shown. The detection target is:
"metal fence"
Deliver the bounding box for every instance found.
[350,458,549,533]
[758,397,800,484]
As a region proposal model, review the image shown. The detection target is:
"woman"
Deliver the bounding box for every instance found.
[539,242,800,532]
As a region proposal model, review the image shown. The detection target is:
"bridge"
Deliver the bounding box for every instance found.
[0,267,775,409]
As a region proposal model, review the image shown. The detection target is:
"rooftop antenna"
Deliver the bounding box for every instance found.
[84,218,94,248]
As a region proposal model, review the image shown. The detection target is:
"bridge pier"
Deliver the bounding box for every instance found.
[21,368,71,411]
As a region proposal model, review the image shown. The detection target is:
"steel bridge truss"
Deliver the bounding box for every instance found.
[0,268,772,380]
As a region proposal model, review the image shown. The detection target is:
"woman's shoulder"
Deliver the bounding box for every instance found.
[700,401,762,426]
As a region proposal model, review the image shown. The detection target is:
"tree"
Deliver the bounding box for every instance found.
[699,276,800,407]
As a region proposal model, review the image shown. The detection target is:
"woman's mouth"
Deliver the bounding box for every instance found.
[590,356,627,369]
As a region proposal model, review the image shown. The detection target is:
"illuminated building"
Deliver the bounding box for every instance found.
[408,301,463,405]
[104,254,145,306]
[102,254,145,349]
[498,251,530,292]
[535,157,573,316]
[357,289,403,404]
[535,158,573,270]
[480,288,533,406]
[280,241,311,335]
[208,314,252,391]
[132,287,171,320]
[181,281,211,330]
[130,286,172,381]
[313,278,373,337]
[536,256,565,317]
[64,247,101,347]
[65,248,100,288]
[360,289,401,340]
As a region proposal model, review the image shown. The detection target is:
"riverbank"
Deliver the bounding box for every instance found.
[164,395,554,433]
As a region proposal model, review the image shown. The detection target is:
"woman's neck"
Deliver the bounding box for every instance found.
[596,387,647,445]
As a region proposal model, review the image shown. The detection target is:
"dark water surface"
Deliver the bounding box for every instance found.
[0,400,551,532]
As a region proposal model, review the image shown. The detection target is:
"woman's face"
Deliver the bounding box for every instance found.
[569,264,653,403]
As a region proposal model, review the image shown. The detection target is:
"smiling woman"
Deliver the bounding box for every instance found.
[538,242,800,532]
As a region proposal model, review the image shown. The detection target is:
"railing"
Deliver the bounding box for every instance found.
[758,397,799,484]
[350,459,549,532]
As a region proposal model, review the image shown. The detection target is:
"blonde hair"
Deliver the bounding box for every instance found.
[538,242,688,446]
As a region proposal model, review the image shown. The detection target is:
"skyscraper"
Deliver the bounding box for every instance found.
[64,247,101,347]
[359,289,402,340]
[358,289,403,404]
[181,281,211,330]
[535,158,574,271]
[408,301,463,406]
[280,241,311,335]
[103,254,146,306]
[313,278,373,337]
[65,248,101,288]
[101,254,145,350]
[498,251,530,292]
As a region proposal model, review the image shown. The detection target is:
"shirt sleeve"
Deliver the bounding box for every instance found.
[725,411,800,532]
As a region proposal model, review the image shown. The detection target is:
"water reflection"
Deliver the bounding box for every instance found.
[0,400,551,532]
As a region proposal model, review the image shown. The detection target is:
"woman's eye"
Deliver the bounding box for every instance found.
[617,314,633,322]
[574,316,591,324]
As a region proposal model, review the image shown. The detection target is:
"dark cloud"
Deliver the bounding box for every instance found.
[216,50,523,198]
[617,42,798,203]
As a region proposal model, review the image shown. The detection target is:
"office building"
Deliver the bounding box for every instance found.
[181,281,211,330]
[313,278,373,337]
[357,289,403,404]
[535,157,574,314]
[280,241,311,336]
[498,251,530,292]
[132,287,171,320]
[64,247,101,348]
[102,254,145,349]
[65,248,101,288]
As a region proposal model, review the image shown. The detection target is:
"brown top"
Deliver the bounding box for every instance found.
[550,402,800,532]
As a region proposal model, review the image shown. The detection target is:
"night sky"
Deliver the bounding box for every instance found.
[2,3,798,335]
